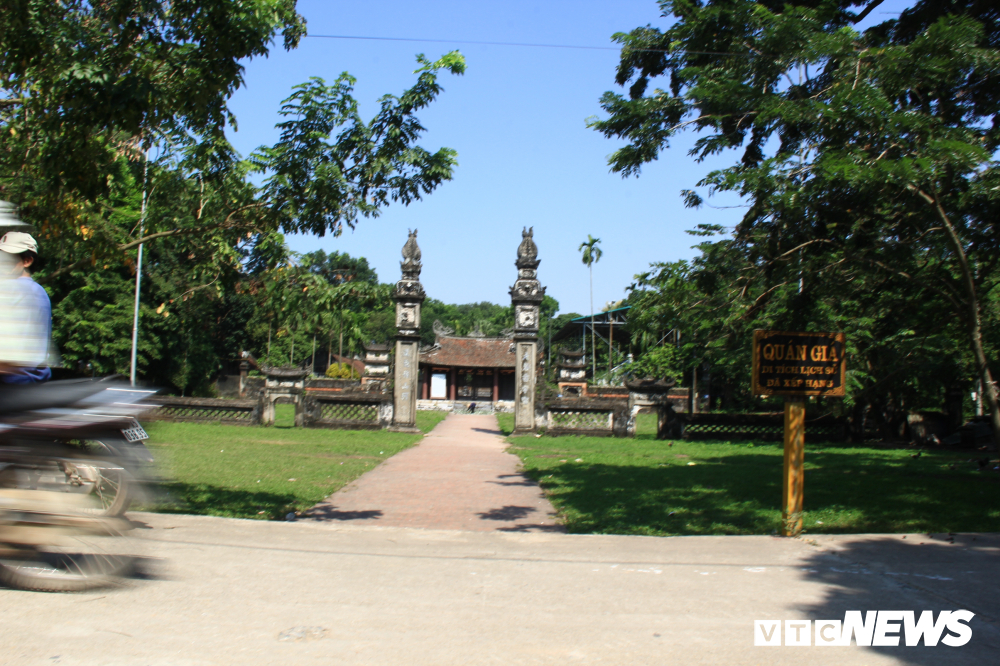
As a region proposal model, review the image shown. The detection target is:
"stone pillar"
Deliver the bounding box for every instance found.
[492,369,499,402]
[509,227,545,434]
[361,343,391,392]
[239,360,249,398]
[390,230,425,433]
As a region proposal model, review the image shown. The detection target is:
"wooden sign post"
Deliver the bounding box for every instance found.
[752,331,845,537]
[783,396,806,536]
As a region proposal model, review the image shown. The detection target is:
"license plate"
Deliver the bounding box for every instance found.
[121,420,149,442]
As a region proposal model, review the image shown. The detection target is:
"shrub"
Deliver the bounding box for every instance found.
[325,362,360,379]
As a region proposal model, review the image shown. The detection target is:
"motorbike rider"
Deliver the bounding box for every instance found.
[0,230,52,384]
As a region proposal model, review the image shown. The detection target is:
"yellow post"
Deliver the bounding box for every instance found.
[782,397,806,536]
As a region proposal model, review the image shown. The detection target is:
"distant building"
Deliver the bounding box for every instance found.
[418,322,516,402]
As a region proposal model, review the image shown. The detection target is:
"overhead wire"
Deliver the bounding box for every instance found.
[303,34,755,57]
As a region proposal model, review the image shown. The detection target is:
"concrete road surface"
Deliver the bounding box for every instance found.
[1,512,997,665]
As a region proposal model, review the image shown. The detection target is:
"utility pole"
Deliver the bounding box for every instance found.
[129,157,148,387]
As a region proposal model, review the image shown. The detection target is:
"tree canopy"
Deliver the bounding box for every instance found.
[596,1,1000,439]
[0,2,471,393]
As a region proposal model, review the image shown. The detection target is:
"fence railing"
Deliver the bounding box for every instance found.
[302,392,390,430]
[144,396,261,425]
[678,412,847,442]
[545,398,630,437]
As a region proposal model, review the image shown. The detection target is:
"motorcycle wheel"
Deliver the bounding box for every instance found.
[0,547,132,593]
[0,489,138,593]
[79,466,132,517]
[73,439,133,517]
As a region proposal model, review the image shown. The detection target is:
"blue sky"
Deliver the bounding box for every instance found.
[226,0,913,317]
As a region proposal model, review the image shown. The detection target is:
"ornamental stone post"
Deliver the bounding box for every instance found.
[510,227,545,434]
[390,230,425,432]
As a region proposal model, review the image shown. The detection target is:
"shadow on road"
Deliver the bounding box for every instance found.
[305,506,383,521]
[792,535,1000,664]
[488,473,537,487]
[476,505,536,521]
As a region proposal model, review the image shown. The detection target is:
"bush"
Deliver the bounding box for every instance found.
[325,362,360,379]
[628,345,682,382]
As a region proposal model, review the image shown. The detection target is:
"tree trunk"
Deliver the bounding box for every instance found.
[920,188,1000,447]
[590,265,596,380]
[311,334,316,374]
[691,364,699,415]
[608,317,614,377]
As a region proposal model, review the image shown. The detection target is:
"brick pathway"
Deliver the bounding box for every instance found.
[305,414,563,532]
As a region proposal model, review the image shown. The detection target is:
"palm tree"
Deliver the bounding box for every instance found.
[578,235,602,381]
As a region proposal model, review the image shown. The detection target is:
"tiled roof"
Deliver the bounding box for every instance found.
[420,337,516,368]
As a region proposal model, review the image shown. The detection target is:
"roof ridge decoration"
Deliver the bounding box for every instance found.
[432,320,454,338]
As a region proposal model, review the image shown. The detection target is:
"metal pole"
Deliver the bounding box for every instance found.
[129,158,148,386]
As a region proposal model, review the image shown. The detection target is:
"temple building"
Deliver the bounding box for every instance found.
[418,321,517,404]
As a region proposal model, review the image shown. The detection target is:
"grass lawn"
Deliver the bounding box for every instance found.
[497,413,1000,536]
[141,406,446,520]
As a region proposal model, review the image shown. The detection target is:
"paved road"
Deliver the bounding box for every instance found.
[3,414,998,664]
[305,413,561,532]
[1,513,997,665]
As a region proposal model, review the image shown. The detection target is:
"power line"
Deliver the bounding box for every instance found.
[305,34,619,51]
[303,34,753,57]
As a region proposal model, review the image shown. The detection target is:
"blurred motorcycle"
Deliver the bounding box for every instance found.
[0,378,157,591]
[0,378,157,514]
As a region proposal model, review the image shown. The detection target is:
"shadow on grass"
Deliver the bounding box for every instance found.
[523,449,1000,536]
[150,482,299,520]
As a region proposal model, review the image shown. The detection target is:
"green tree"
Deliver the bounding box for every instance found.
[578,235,602,380]
[301,250,379,285]
[592,1,1000,439]
[0,0,304,201]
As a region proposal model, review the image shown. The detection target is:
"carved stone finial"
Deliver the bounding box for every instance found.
[402,228,421,263]
[516,226,538,265]
[399,228,423,284]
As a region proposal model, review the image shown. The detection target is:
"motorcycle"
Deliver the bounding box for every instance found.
[0,378,157,591]
[0,377,158,515]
